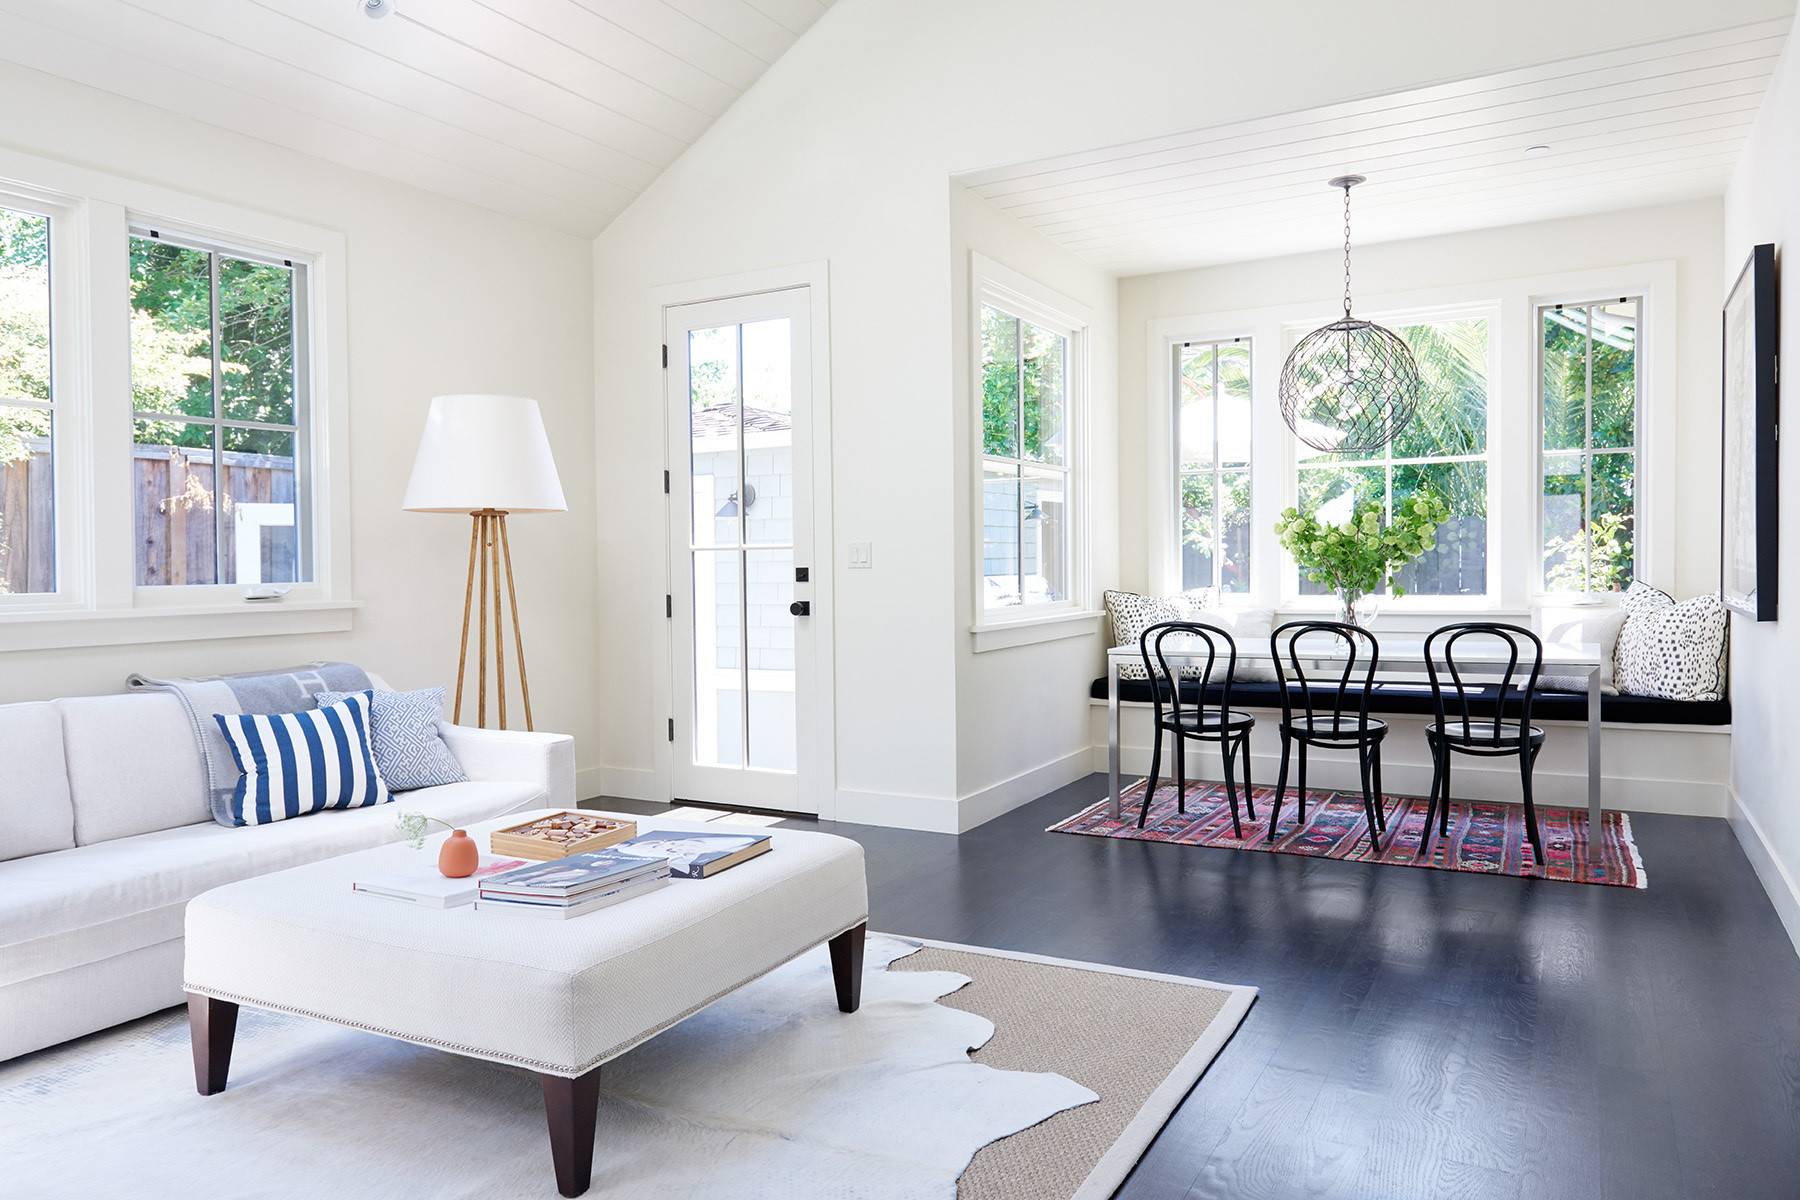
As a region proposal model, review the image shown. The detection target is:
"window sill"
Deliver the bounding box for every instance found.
[0,599,359,652]
[971,608,1103,653]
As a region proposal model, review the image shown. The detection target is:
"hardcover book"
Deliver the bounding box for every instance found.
[610,831,772,879]
[480,849,671,897]
[352,858,528,908]
[474,872,670,919]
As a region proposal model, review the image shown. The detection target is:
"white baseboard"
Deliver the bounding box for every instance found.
[833,787,962,834]
[588,764,661,803]
[1728,786,1800,960]
[955,747,1092,832]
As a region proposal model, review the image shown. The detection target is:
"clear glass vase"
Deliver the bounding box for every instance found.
[1337,589,1379,629]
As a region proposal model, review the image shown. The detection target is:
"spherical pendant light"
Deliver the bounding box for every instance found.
[1278,176,1421,455]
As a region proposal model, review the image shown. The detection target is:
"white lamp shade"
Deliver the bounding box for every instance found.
[402,394,567,513]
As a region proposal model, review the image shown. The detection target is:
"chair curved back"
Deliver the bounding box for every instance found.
[1138,620,1237,734]
[1269,620,1379,739]
[1423,621,1544,748]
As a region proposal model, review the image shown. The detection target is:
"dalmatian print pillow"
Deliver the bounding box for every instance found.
[1104,589,1219,680]
[1612,581,1728,702]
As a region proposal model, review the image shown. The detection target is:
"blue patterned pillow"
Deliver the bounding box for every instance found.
[212,692,390,827]
[316,686,467,793]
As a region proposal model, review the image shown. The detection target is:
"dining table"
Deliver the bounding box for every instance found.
[1103,634,1611,863]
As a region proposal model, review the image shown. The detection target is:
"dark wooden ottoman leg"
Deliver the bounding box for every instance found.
[540,1067,602,1198]
[828,922,866,1013]
[186,993,238,1096]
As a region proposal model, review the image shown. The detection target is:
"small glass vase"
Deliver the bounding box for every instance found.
[1336,589,1379,629]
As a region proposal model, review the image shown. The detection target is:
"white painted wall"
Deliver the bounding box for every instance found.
[1117,200,1727,602]
[951,186,1117,828]
[590,0,1781,829]
[0,65,602,781]
[1723,13,1800,951]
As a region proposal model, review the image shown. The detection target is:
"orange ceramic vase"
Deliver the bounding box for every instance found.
[438,830,480,878]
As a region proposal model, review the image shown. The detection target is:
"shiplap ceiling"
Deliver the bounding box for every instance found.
[0,0,834,235]
[958,20,1790,277]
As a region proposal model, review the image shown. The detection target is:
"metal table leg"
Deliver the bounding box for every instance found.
[1587,665,1603,863]
[1107,659,1121,821]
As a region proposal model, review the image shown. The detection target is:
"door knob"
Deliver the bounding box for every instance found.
[789,600,811,617]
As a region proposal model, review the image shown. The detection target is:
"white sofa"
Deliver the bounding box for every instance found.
[0,688,575,1062]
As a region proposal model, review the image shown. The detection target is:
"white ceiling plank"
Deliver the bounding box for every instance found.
[555,0,771,88]
[15,0,638,216]
[656,0,802,63]
[1022,111,1762,238]
[738,0,827,39]
[976,50,1781,206]
[955,20,1785,275]
[985,67,1775,215]
[959,18,1792,191]
[0,0,828,235]
[0,10,614,235]
[253,0,687,170]
[134,0,661,189]
[1061,156,1743,258]
[395,0,716,139]
[493,0,753,105]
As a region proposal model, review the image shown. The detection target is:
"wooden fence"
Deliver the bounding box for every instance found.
[0,439,295,592]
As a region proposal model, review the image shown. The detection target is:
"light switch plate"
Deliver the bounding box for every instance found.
[848,541,873,569]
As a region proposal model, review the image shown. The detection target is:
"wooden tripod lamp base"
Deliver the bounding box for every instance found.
[403,394,566,734]
[456,509,534,731]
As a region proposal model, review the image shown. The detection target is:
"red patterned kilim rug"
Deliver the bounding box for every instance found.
[1049,780,1646,888]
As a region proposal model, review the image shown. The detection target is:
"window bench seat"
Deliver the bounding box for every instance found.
[1086,677,1731,818]
[1086,677,1730,726]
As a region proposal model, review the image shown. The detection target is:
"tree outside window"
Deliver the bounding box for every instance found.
[1294,317,1491,598]
[982,303,1070,611]
[1540,300,1638,593]
[1177,339,1251,593]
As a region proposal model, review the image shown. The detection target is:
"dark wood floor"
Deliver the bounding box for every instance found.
[592,778,1800,1200]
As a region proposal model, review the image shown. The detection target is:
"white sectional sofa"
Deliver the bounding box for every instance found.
[0,688,575,1062]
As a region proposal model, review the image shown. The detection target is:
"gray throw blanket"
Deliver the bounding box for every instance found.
[128,662,374,826]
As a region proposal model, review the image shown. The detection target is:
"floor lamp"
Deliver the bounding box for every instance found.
[402,394,566,730]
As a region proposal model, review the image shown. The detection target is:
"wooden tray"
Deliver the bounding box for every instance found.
[488,811,637,861]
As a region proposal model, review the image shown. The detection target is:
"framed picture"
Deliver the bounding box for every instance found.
[1722,242,1779,621]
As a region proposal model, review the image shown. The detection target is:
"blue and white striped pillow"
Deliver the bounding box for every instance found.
[211,691,390,827]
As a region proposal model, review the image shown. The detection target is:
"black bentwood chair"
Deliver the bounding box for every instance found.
[1421,622,1548,863]
[1267,621,1391,850]
[1138,621,1257,837]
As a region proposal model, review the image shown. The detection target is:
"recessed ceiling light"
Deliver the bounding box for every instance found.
[359,0,394,17]
[1525,144,1552,157]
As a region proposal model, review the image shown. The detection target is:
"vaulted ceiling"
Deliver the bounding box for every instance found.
[956,19,1790,276]
[0,0,835,236]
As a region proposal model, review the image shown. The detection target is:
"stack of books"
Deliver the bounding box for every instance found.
[473,849,671,919]
[353,858,530,908]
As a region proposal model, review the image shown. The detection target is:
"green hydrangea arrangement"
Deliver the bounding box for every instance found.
[1275,493,1450,619]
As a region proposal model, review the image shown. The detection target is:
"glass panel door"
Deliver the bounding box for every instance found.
[666,290,812,811]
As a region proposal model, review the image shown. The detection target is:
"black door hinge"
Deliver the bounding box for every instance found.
[663,469,670,494]
[661,343,668,369]
[667,718,675,742]
[665,593,673,618]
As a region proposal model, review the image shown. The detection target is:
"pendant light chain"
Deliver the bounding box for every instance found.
[1279,172,1423,455]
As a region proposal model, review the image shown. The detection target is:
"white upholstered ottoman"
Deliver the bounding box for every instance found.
[183,810,869,1197]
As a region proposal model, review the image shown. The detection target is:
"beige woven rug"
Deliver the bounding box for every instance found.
[894,940,1255,1200]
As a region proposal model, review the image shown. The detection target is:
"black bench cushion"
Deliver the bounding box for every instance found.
[1087,676,1730,726]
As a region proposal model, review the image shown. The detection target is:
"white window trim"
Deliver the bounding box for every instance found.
[969,252,1096,648]
[1531,276,1670,605]
[1144,261,1677,621]
[0,146,354,652]
[1172,336,1254,596]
